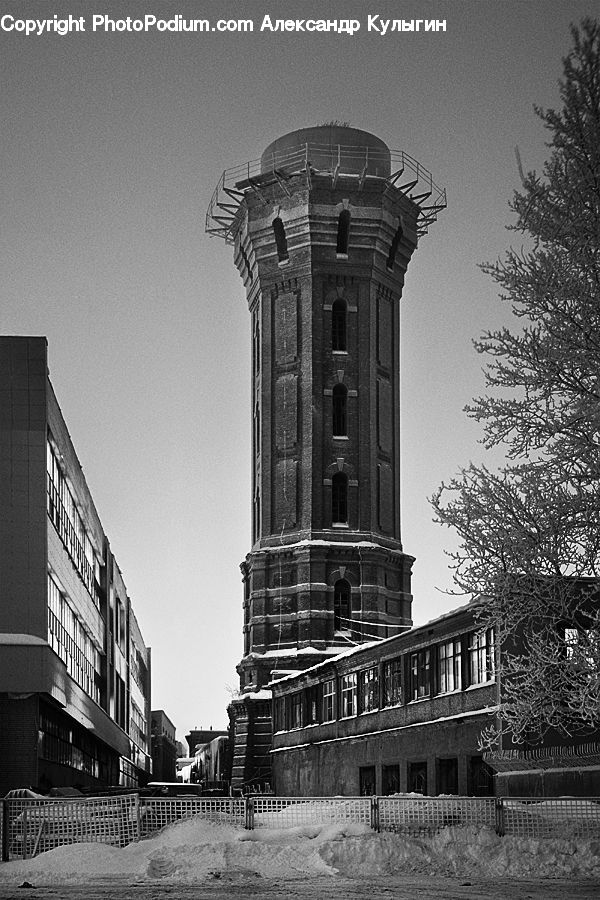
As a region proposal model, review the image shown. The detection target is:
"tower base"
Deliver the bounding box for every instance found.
[228,693,273,793]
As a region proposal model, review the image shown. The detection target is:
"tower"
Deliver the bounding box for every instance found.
[207,125,445,788]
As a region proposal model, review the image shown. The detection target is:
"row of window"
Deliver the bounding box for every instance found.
[271,214,403,271]
[358,754,494,797]
[47,438,99,605]
[47,574,102,704]
[130,700,147,753]
[274,627,495,732]
[38,707,115,782]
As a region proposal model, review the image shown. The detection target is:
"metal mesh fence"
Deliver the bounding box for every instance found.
[499,798,600,839]
[3,795,139,860]
[138,798,246,837]
[3,794,600,861]
[377,796,497,837]
[251,796,372,829]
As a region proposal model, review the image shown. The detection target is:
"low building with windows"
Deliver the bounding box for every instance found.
[271,603,499,797]
[0,336,152,794]
[271,598,600,797]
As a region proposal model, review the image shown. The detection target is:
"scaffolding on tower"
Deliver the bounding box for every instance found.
[205,143,446,243]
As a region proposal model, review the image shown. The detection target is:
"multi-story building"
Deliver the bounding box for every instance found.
[0,336,152,794]
[150,710,177,783]
[206,124,446,789]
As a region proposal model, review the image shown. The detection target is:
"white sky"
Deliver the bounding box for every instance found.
[1,0,597,741]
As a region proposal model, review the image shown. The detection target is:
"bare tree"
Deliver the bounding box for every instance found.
[432,19,600,746]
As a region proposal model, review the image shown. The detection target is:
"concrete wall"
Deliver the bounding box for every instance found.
[272,714,492,796]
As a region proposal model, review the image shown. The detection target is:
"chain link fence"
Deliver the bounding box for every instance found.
[2,795,599,861]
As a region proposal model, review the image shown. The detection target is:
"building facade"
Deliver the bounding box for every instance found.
[270,604,497,796]
[150,710,177,783]
[0,336,152,795]
[271,601,600,798]
[206,124,446,789]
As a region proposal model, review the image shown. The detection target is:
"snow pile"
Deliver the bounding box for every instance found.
[0,816,599,885]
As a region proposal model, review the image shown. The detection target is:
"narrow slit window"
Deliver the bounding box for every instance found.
[332,299,347,351]
[332,472,348,523]
[272,217,289,263]
[336,210,351,255]
[386,221,404,270]
[332,384,347,436]
[334,579,351,631]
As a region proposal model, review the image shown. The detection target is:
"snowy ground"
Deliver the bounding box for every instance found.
[0,817,599,897]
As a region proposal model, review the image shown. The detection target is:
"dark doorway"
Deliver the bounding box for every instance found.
[382,763,400,795]
[468,756,494,796]
[407,760,427,795]
[437,757,458,795]
[359,765,376,796]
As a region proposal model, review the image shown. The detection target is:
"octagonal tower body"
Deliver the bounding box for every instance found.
[211,125,444,692]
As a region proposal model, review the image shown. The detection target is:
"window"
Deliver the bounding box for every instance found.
[340,672,357,718]
[253,489,260,543]
[468,628,495,685]
[438,639,462,693]
[359,765,376,796]
[386,221,404,270]
[115,674,127,729]
[332,472,348,523]
[382,764,400,795]
[336,209,351,255]
[468,756,494,796]
[408,760,427,794]
[334,579,351,631]
[306,684,319,724]
[322,679,336,722]
[332,299,347,351]
[564,625,599,673]
[437,758,458,795]
[47,437,98,606]
[254,403,260,456]
[289,692,303,729]
[272,217,289,263]
[409,649,430,700]
[359,666,379,713]
[253,319,261,377]
[116,599,126,652]
[47,574,101,705]
[383,658,402,706]
[332,385,348,436]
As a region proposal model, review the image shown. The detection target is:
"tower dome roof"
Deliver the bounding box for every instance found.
[261,125,391,178]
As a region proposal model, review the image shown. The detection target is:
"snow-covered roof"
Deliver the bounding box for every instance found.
[268,601,478,687]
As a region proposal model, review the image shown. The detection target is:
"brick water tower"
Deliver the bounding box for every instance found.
[206,125,446,790]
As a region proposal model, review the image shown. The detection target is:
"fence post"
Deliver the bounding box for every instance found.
[245,796,255,830]
[134,793,141,842]
[22,806,28,860]
[0,801,7,862]
[495,798,505,837]
[370,796,380,833]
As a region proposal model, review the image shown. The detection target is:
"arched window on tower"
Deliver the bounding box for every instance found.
[332,472,348,524]
[332,384,347,436]
[336,210,351,256]
[334,579,351,631]
[386,221,404,271]
[332,299,347,352]
[272,217,289,264]
[253,489,261,543]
